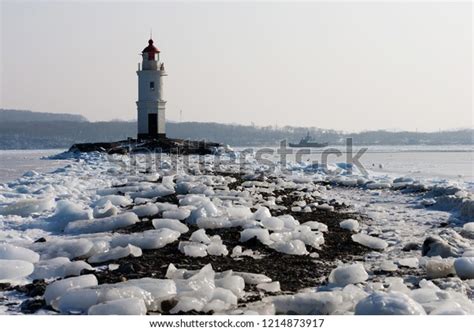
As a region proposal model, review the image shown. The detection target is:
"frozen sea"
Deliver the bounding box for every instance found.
[0,150,68,183]
[0,145,473,184]
[240,144,474,184]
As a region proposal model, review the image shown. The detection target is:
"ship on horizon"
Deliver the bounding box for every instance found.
[289,132,329,148]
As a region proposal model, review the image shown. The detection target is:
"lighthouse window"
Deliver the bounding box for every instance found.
[149,81,155,90]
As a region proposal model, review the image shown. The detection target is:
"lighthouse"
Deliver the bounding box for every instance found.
[136,38,167,139]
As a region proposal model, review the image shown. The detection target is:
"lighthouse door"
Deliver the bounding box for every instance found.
[148,113,158,136]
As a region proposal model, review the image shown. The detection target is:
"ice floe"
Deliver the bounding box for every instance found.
[65,212,139,234]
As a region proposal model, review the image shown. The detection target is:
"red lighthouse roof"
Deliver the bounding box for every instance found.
[142,39,160,54]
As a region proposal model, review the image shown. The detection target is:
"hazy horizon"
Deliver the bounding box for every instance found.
[1,1,472,132]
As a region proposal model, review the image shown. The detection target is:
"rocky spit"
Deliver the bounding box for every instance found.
[69,137,222,155]
[0,150,473,315]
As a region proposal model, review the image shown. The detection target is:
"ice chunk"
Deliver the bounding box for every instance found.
[92,195,131,208]
[88,244,142,264]
[203,299,231,313]
[240,228,272,245]
[49,200,92,228]
[315,204,334,211]
[409,287,440,308]
[34,238,94,259]
[196,216,231,229]
[227,206,252,219]
[152,218,189,233]
[31,256,92,279]
[279,215,300,230]
[329,263,368,286]
[462,250,474,257]
[130,185,175,199]
[463,222,474,232]
[179,242,208,257]
[257,281,280,293]
[31,257,71,279]
[294,229,324,248]
[271,239,308,255]
[0,259,34,280]
[88,298,147,315]
[366,182,392,190]
[339,219,360,232]
[385,277,411,294]
[461,222,474,238]
[261,217,284,231]
[162,208,191,220]
[132,204,159,218]
[93,200,118,218]
[398,257,419,268]
[233,272,272,285]
[238,301,276,315]
[65,212,139,234]
[207,241,229,256]
[215,275,245,298]
[252,207,272,220]
[156,202,179,212]
[380,261,398,272]
[23,170,38,177]
[98,285,153,310]
[454,257,474,279]
[301,221,328,232]
[63,260,93,277]
[352,233,388,250]
[0,197,55,217]
[0,243,40,263]
[179,194,210,206]
[111,229,180,250]
[189,229,211,244]
[355,292,426,315]
[430,303,468,315]
[174,264,215,305]
[212,287,238,306]
[190,202,220,224]
[44,274,98,306]
[170,296,205,314]
[57,288,99,314]
[124,278,176,311]
[267,292,343,315]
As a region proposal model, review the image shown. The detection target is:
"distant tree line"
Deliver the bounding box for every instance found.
[0,120,472,149]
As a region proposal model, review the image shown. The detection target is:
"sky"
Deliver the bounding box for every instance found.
[1,1,472,132]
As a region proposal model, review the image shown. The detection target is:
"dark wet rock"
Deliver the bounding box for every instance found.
[161,298,178,313]
[19,299,47,314]
[117,262,138,274]
[14,279,48,297]
[422,236,459,258]
[116,219,154,234]
[0,283,11,290]
[91,194,369,294]
[402,242,421,251]
[69,138,221,155]
[155,193,179,205]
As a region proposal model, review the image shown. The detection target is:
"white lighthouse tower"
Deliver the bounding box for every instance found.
[136,38,167,139]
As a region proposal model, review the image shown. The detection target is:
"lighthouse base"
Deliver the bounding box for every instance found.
[68,137,222,155]
[137,133,167,140]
